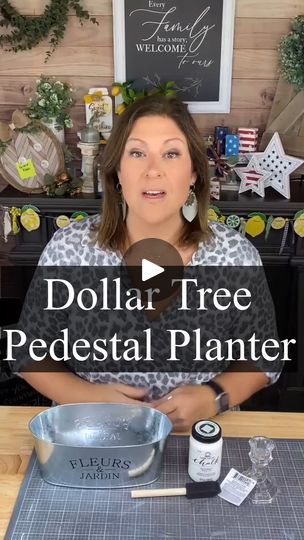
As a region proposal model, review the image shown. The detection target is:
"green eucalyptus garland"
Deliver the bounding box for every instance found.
[0,0,98,61]
[279,15,304,90]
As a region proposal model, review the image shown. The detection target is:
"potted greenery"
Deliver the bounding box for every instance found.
[279,15,304,90]
[111,80,177,115]
[25,75,75,143]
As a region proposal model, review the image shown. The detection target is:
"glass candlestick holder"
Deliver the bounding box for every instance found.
[243,436,278,504]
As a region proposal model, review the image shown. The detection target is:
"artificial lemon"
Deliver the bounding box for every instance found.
[294,218,304,238]
[271,217,286,230]
[71,211,88,222]
[208,208,218,222]
[20,208,40,232]
[56,215,70,229]
[111,85,121,97]
[245,216,265,237]
[294,210,304,221]
[116,103,126,115]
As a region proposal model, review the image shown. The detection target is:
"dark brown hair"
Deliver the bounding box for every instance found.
[97,94,211,251]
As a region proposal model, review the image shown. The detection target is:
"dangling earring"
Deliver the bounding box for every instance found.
[116,182,127,221]
[182,185,198,222]
[121,196,127,221]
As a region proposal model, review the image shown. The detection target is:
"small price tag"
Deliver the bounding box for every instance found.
[218,468,256,506]
[16,159,37,180]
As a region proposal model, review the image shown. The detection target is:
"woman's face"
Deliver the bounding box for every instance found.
[118,115,196,225]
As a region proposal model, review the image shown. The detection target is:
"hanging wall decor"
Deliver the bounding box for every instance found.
[0,1,98,62]
[0,111,65,193]
[113,0,236,113]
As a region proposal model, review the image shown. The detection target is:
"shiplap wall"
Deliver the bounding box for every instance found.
[0,0,301,190]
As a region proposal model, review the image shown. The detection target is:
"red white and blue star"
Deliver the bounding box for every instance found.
[236,156,272,197]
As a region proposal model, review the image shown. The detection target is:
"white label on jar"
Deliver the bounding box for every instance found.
[188,441,222,482]
[218,468,256,506]
[189,450,220,480]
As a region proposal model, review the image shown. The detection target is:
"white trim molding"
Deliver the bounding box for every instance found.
[113,0,236,114]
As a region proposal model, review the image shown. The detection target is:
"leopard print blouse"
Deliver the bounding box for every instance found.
[21,215,281,399]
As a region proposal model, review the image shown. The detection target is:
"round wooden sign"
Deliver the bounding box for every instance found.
[0,123,65,193]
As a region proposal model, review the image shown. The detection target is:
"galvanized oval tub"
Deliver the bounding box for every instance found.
[29,403,173,489]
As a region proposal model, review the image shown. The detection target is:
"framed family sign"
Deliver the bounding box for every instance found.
[113,0,236,113]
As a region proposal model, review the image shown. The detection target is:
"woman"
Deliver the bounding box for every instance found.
[19,95,280,431]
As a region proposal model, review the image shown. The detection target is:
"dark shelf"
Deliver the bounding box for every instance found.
[1,179,304,215]
[0,186,102,212]
[218,180,304,215]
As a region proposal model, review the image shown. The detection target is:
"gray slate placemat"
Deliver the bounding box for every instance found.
[5,436,304,540]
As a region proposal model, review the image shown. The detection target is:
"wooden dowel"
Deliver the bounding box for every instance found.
[131,487,186,498]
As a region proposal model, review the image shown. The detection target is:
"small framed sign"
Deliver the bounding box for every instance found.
[113,0,236,113]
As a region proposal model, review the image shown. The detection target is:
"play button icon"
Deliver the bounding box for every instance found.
[121,238,184,302]
[142,259,164,282]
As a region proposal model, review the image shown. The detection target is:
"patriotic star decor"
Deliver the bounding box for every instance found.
[254,132,304,199]
[236,156,271,197]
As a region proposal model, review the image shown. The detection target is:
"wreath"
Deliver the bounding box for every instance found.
[279,15,304,90]
[0,0,98,61]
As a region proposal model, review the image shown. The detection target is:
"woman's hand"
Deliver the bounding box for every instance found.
[151,385,217,431]
[91,382,149,405]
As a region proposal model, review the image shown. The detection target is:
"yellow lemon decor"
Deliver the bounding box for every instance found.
[208,208,219,222]
[56,215,71,229]
[9,207,21,234]
[7,207,91,234]
[71,211,89,222]
[85,93,112,115]
[84,88,113,134]
[116,103,127,116]
[84,95,95,104]
[20,208,40,232]
[208,205,221,222]
[271,217,286,230]
[245,215,266,237]
[111,85,121,97]
[294,210,304,221]
[294,218,304,238]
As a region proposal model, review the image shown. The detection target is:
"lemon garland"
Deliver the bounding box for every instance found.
[7,206,89,235]
[208,205,304,243]
[2,205,304,257]
[4,205,304,244]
